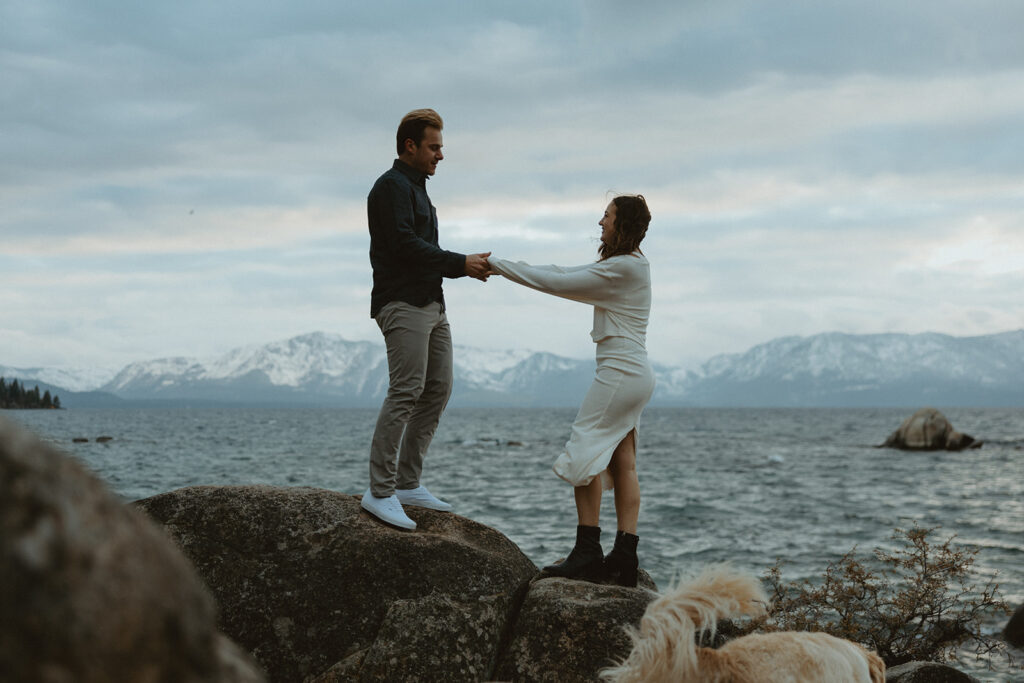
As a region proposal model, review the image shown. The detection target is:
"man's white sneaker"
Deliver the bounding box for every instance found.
[361,489,416,530]
[395,485,452,511]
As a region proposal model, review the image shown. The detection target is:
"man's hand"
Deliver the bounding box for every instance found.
[465,252,491,281]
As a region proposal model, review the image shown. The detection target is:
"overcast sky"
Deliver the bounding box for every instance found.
[3,1,1023,372]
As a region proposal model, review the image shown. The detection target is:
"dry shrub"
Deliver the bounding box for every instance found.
[750,525,1012,668]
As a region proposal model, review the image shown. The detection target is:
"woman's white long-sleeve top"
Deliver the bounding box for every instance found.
[488,253,650,347]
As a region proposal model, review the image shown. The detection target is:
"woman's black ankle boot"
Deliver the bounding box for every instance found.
[542,525,604,582]
[604,530,640,587]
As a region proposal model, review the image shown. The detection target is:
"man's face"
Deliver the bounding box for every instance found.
[407,126,444,176]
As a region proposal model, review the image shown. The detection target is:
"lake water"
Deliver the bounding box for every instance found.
[6,405,1024,680]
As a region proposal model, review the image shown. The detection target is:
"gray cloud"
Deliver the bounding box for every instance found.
[1,1,1022,368]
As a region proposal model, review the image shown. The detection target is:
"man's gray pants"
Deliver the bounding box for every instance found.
[368,301,453,498]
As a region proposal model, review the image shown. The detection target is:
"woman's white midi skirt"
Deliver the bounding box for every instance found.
[553,336,656,489]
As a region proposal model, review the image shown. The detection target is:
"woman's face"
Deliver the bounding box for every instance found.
[599,201,617,245]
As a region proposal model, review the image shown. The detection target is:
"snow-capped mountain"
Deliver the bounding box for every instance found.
[100,332,602,406]
[0,364,118,393]
[7,330,1024,407]
[680,330,1024,406]
[102,334,388,404]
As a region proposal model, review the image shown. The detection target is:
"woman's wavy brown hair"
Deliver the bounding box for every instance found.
[599,194,651,261]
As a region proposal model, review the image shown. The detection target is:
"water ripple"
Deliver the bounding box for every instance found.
[7,405,1023,681]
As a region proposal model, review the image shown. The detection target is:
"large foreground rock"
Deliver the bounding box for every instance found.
[136,485,538,682]
[0,418,264,683]
[881,407,981,451]
[495,577,657,682]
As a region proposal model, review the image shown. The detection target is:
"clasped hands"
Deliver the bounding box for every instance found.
[465,252,494,281]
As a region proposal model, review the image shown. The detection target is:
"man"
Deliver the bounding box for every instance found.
[361,109,490,530]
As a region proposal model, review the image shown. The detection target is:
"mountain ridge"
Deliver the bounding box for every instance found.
[5,329,1023,408]
[679,329,1024,406]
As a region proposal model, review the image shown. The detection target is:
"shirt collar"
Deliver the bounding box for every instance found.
[393,159,428,185]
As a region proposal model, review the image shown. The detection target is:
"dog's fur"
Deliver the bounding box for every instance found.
[600,565,885,683]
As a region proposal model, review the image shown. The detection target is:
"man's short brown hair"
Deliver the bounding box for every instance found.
[396,109,444,156]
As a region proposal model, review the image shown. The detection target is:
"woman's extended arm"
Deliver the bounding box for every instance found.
[489,256,627,307]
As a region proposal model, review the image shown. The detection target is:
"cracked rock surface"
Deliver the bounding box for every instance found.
[137,485,540,682]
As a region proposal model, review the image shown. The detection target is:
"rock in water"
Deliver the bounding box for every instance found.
[1005,603,1024,647]
[0,417,265,683]
[136,485,539,683]
[881,407,981,451]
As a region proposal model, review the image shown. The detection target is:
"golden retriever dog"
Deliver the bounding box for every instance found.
[601,565,885,683]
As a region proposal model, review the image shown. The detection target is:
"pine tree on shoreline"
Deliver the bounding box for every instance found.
[0,377,62,409]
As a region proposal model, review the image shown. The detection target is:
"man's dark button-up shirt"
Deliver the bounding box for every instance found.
[367,159,466,318]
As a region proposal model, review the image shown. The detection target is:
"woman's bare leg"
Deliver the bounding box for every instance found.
[574,476,602,527]
[607,429,640,534]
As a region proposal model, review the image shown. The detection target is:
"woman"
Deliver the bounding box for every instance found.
[488,194,654,587]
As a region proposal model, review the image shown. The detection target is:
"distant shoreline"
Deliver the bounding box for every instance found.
[0,377,62,410]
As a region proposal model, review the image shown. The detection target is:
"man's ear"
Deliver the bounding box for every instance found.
[402,137,416,155]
